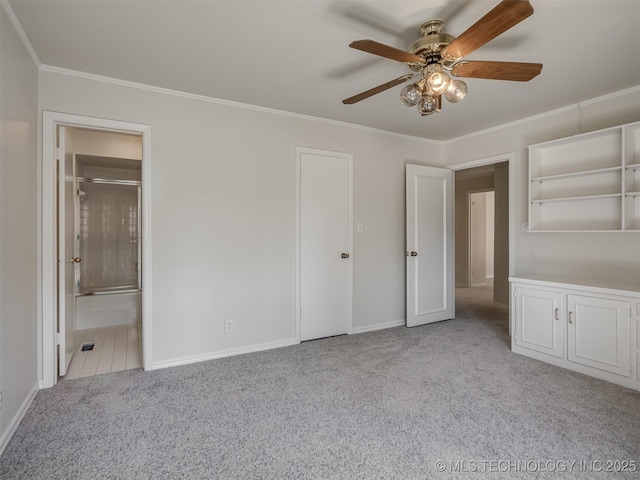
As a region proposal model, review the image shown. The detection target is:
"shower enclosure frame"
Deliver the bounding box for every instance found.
[41,111,152,388]
[75,176,142,296]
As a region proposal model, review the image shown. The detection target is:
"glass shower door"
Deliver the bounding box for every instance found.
[77,180,141,294]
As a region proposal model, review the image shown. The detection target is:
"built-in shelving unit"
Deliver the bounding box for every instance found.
[528,121,640,232]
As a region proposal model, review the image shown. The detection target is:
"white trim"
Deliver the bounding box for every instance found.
[443,86,640,145]
[151,339,299,371]
[350,319,405,335]
[41,112,152,388]
[295,146,353,342]
[39,64,440,146]
[37,65,639,147]
[580,85,640,106]
[0,384,38,456]
[0,1,42,67]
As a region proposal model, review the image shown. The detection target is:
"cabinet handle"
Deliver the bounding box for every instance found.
[554,308,560,320]
[568,311,574,324]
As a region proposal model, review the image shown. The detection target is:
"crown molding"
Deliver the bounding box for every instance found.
[443,85,640,145]
[1,0,41,67]
[34,64,640,148]
[39,64,442,146]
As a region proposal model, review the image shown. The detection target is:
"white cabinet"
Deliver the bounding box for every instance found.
[513,286,563,358]
[510,276,639,391]
[567,294,630,377]
[528,121,640,231]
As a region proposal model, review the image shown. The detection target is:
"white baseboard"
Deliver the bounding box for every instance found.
[0,384,39,456]
[150,338,299,370]
[350,319,405,335]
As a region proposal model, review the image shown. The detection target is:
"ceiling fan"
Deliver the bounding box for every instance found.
[342,0,542,116]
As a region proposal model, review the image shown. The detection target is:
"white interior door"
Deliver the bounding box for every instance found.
[469,192,487,287]
[57,126,77,375]
[299,148,351,341]
[406,164,454,327]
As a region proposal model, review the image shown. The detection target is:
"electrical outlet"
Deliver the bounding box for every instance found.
[521,222,529,232]
[225,319,234,333]
[356,222,364,234]
[532,250,541,263]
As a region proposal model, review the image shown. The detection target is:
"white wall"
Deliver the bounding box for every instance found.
[486,191,494,279]
[73,128,142,160]
[446,89,640,284]
[493,164,509,306]
[0,5,39,452]
[38,70,444,367]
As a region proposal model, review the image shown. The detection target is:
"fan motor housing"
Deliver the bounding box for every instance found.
[407,19,455,70]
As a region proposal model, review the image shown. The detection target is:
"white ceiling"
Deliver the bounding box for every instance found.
[8,0,640,141]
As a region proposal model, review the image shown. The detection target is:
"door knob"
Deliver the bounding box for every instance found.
[71,257,82,263]
[341,253,349,259]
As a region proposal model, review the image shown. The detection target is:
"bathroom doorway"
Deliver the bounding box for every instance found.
[66,137,143,379]
[42,112,151,388]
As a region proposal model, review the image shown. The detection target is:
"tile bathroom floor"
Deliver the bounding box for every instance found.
[64,323,141,380]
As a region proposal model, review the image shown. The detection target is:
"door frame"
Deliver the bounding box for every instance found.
[449,153,515,281]
[295,146,353,343]
[467,188,494,288]
[41,111,152,388]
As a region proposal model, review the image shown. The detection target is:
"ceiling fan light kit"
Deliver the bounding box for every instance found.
[342,0,543,117]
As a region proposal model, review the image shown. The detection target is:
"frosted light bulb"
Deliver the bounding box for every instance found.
[444,80,467,103]
[400,84,421,106]
[417,95,438,115]
[425,71,450,95]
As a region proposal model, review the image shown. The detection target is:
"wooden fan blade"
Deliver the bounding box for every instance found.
[349,39,426,65]
[342,74,416,104]
[451,61,542,81]
[442,0,534,61]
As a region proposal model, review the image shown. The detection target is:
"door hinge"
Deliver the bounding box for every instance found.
[56,147,62,160]
[56,333,62,345]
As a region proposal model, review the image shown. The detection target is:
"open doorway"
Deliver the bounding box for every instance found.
[42,112,151,388]
[454,161,510,310]
[60,127,143,380]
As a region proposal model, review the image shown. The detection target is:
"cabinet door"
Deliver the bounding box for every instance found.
[567,294,630,377]
[514,286,564,358]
